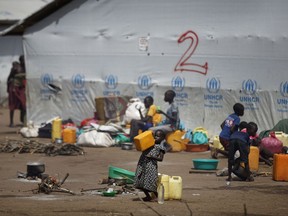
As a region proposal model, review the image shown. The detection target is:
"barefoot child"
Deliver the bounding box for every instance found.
[134,129,168,201]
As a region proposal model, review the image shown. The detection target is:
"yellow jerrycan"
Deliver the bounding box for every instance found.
[158,174,170,200]
[168,176,182,200]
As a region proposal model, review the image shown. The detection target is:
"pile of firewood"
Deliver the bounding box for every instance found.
[0,139,84,156]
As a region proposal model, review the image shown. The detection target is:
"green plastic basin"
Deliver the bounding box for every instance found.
[102,191,116,197]
[108,165,135,184]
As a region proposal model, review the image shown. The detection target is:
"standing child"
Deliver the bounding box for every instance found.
[212,103,244,158]
[227,122,258,182]
[134,129,168,202]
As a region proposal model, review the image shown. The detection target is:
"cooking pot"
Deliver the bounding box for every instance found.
[27,162,45,177]
[121,143,133,150]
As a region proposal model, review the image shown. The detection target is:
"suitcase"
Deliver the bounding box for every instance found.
[38,123,52,138]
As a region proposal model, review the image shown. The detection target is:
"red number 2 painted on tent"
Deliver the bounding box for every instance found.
[174,30,208,75]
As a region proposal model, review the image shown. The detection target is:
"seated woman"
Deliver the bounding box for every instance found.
[129,96,162,142]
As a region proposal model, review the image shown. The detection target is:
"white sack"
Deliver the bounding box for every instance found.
[90,122,120,133]
[124,98,146,124]
[20,121,39,138]
[76,130,114,147]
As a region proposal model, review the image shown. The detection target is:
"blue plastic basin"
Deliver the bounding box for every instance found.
[192,159,219,170]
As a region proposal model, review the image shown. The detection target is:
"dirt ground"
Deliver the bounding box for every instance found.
[0,108,287,216]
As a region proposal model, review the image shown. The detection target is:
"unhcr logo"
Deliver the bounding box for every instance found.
[242,79,257,95]
[138,75,152,90]
[105,75,118,89]
[240,79,260,105]
[277,81,288,108]
[204,77,223,102]
[171,76,185,92]
[206,77,220,93]
[41,73,53,87]
[72,74,85,89]
[280,81,288,97]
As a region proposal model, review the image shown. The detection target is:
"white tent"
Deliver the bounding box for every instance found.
[0,0,54,20]
[22,0,288,135]
[0,0,55,106]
